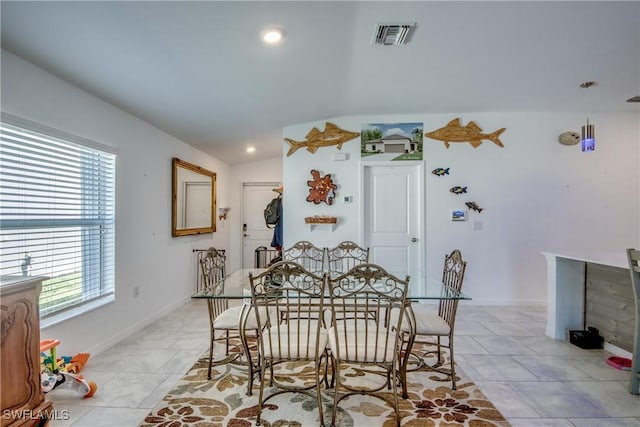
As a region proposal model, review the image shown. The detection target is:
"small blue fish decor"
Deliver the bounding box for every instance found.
[465,201,483,213]
[432,167,449,176]
[449,186,467,194]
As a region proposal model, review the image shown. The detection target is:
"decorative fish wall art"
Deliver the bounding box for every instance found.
[432,167,450,176]
[306,169,337,205]
[425,118,506,149]
[465,201,483,213]
[450,186,467,195]
[285,122,360,157]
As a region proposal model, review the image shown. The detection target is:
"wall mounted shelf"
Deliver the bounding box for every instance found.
[307,223,337,232]
[304,216,337,231]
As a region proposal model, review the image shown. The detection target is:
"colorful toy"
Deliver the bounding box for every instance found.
[606,355,632,371]
[40,339,97,398]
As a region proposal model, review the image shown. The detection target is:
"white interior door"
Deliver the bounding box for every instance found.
[242,182,280,268]
[363,164,422,281]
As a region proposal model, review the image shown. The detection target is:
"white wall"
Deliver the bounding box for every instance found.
[283,113,640,304]
[1,50,230,356]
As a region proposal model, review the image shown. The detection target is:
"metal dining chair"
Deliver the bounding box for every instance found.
[626,248,640,394]
[200,248,261,386]
[249,261,328,426]
[327,263,410,427]
[282,240,326,274]
[400,249,467,396]
[200,248,237,379]
[326,241,369,278]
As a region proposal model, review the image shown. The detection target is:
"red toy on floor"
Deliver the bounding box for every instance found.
[606,355,632,371]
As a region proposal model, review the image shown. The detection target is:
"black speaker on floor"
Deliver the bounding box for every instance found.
[569,326,604,349]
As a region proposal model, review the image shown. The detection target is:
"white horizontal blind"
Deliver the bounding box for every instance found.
[0,115,116,318]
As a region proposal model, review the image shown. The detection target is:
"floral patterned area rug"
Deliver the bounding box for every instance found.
[141,351,510,427]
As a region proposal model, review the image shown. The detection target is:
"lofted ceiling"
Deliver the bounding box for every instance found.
[1,1,639,164]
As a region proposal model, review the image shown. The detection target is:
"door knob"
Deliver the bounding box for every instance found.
[244,233,249,237]
[411,237,418,242]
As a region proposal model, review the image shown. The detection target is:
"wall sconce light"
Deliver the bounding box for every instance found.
[218,207,230,221]
[579,82,596,152]
[558,131,580,146]
[581,118,595,152]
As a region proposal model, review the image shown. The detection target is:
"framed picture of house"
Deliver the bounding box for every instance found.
[361,122,423,160]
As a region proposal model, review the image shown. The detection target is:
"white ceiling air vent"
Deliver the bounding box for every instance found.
[371,23,415,46]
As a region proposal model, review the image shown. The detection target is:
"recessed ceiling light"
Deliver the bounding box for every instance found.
[246,147,256,153]
[261,28,285,45]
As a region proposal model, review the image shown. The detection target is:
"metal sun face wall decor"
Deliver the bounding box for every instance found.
[306,170,337,205]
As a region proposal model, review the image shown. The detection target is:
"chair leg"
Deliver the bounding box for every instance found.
[239,306,259,396]
[256,360,268,426]
[242,330,257,396]
[330,353,336,388]
[314,357,325,426]
[449,334,457,390]
[631,368,639,395]
[390,364,401,427]
[208,326,216,380]
[321,350,332,388]
[630,306,639,394]
[331,357,340,427]
[400,332,414,399]
[269,362,275,386]
[400,306,416,399]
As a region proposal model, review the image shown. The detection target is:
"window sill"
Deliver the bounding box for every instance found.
[40,295,115,329]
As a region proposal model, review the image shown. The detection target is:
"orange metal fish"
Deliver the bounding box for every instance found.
[425,118,505,149]
[285,122,360,157]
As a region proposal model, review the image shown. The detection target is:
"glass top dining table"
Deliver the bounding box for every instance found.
[191,268,471,301]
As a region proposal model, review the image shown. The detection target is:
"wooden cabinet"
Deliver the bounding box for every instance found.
[585,264,636,352]
[1,276,52,426]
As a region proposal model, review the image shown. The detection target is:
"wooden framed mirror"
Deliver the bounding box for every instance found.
[172,158,216,236]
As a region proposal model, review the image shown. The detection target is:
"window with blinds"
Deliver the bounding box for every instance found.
[0,114,116,319]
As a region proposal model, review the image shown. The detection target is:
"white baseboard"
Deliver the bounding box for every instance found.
[604,342,633,359]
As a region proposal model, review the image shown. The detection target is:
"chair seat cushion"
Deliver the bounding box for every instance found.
[262,324,328,359]
[402,312,450,335]
[328,325,398,363]
[213,305,266,330]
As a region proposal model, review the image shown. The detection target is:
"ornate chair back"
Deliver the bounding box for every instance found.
[282,240,326,275]
[326,241,369,278]
[200,247,228,318]
[439,249,467,328]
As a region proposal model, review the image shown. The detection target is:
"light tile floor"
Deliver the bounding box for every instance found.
[46,301,640,426]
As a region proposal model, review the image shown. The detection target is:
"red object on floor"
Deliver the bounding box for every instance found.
[606,356,632,371]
